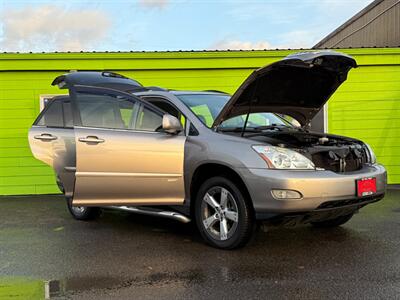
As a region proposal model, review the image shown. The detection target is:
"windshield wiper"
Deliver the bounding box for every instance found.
[253,124,288,131]
[244,124,293,137]
[217,124,292,134]
[217,126,262,133]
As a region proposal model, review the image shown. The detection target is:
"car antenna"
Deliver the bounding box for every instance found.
[241,75,259,137]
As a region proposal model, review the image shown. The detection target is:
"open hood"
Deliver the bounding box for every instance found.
[212,51,357,128]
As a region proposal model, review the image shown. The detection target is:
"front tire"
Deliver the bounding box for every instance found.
[311,213,354,228]
[195,177,254,249]
[66,197,101,221]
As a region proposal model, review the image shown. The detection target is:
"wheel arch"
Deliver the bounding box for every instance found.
[189,162,254,218]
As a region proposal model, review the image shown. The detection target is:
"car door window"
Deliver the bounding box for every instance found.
[75,91,164,132]
[36,100,64,127]
[76,92,140,130]
[144,97,186,128]
[135,105,163,131]
[63,101,73,128]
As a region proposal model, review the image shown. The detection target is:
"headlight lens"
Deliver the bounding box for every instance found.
[364,143,377,164]
[252,145,315,170]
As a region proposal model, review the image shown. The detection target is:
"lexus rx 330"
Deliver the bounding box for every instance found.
[28,51,386,249]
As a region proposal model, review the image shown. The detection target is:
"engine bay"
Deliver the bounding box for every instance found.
[246,128,369,172]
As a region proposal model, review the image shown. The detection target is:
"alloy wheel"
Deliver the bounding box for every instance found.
[201,186,239,241]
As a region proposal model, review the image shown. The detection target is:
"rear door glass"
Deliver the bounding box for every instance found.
[63,101,73,127]
[36,100,64,127]
[78,96,119,128]
[76,92,143,130]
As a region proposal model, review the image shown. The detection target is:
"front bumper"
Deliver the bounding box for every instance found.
[240,164,387,216]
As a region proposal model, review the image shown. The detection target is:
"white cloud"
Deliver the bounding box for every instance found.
[224,0,374,50]
[210,40,273,50]
[210,30,324,51]
[137,0,169,9]
[0,5,111,52]
[276,30,323,49]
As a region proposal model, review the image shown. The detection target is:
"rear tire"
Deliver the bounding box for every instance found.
[195,176,254,249]
[66,197,101,221]
[311,213,354,228]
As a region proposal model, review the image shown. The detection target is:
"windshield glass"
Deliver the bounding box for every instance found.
[220,112,292,129]
[177,94,292,129]
[177,94,230,127]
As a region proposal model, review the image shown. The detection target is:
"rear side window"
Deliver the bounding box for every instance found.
[63,102,73,127]
[36,100,64,127]
[35,99,73,128]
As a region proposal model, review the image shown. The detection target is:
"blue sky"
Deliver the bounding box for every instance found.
[0,0,373,52]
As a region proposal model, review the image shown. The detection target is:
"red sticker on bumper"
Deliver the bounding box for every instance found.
[356,177,377,197]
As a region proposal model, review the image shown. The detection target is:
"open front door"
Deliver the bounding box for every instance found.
[70,86,186,206]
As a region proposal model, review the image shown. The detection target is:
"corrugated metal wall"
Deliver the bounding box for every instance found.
[315,0,400,48]
[0,48,399,195]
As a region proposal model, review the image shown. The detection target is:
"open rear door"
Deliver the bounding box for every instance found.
[28,96,76,197]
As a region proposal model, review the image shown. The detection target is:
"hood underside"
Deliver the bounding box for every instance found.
[212,51,357,128]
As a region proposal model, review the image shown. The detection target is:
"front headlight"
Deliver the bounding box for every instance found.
[252,145,315,170]
[364,143,377,164]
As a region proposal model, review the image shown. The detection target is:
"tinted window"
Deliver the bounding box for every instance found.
[63,102,73,127]
[136,105,163,131]
[37,100,64,127]
[147,99,179,118]
[145,98,186,127]
[76,92,162,132]
[76,93,135,129]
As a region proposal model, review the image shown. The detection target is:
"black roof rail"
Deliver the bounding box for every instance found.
[100,71,128,79]
[145,86,169,91]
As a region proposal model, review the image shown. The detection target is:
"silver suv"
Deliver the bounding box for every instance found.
[29,51,386,249]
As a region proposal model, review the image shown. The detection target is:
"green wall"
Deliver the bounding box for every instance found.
[0,48,399,195]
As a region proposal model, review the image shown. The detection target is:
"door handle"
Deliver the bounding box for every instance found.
[34,133,57,141]
[78,136,105,144]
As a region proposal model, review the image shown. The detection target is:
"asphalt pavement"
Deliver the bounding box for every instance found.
[0,189,399,299]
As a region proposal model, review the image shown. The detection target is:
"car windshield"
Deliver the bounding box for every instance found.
[176,94,292,129]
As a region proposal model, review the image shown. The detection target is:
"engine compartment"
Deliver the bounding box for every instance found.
[247,128,369,172]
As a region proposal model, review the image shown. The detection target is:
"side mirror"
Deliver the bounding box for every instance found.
[162,114,183,134]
